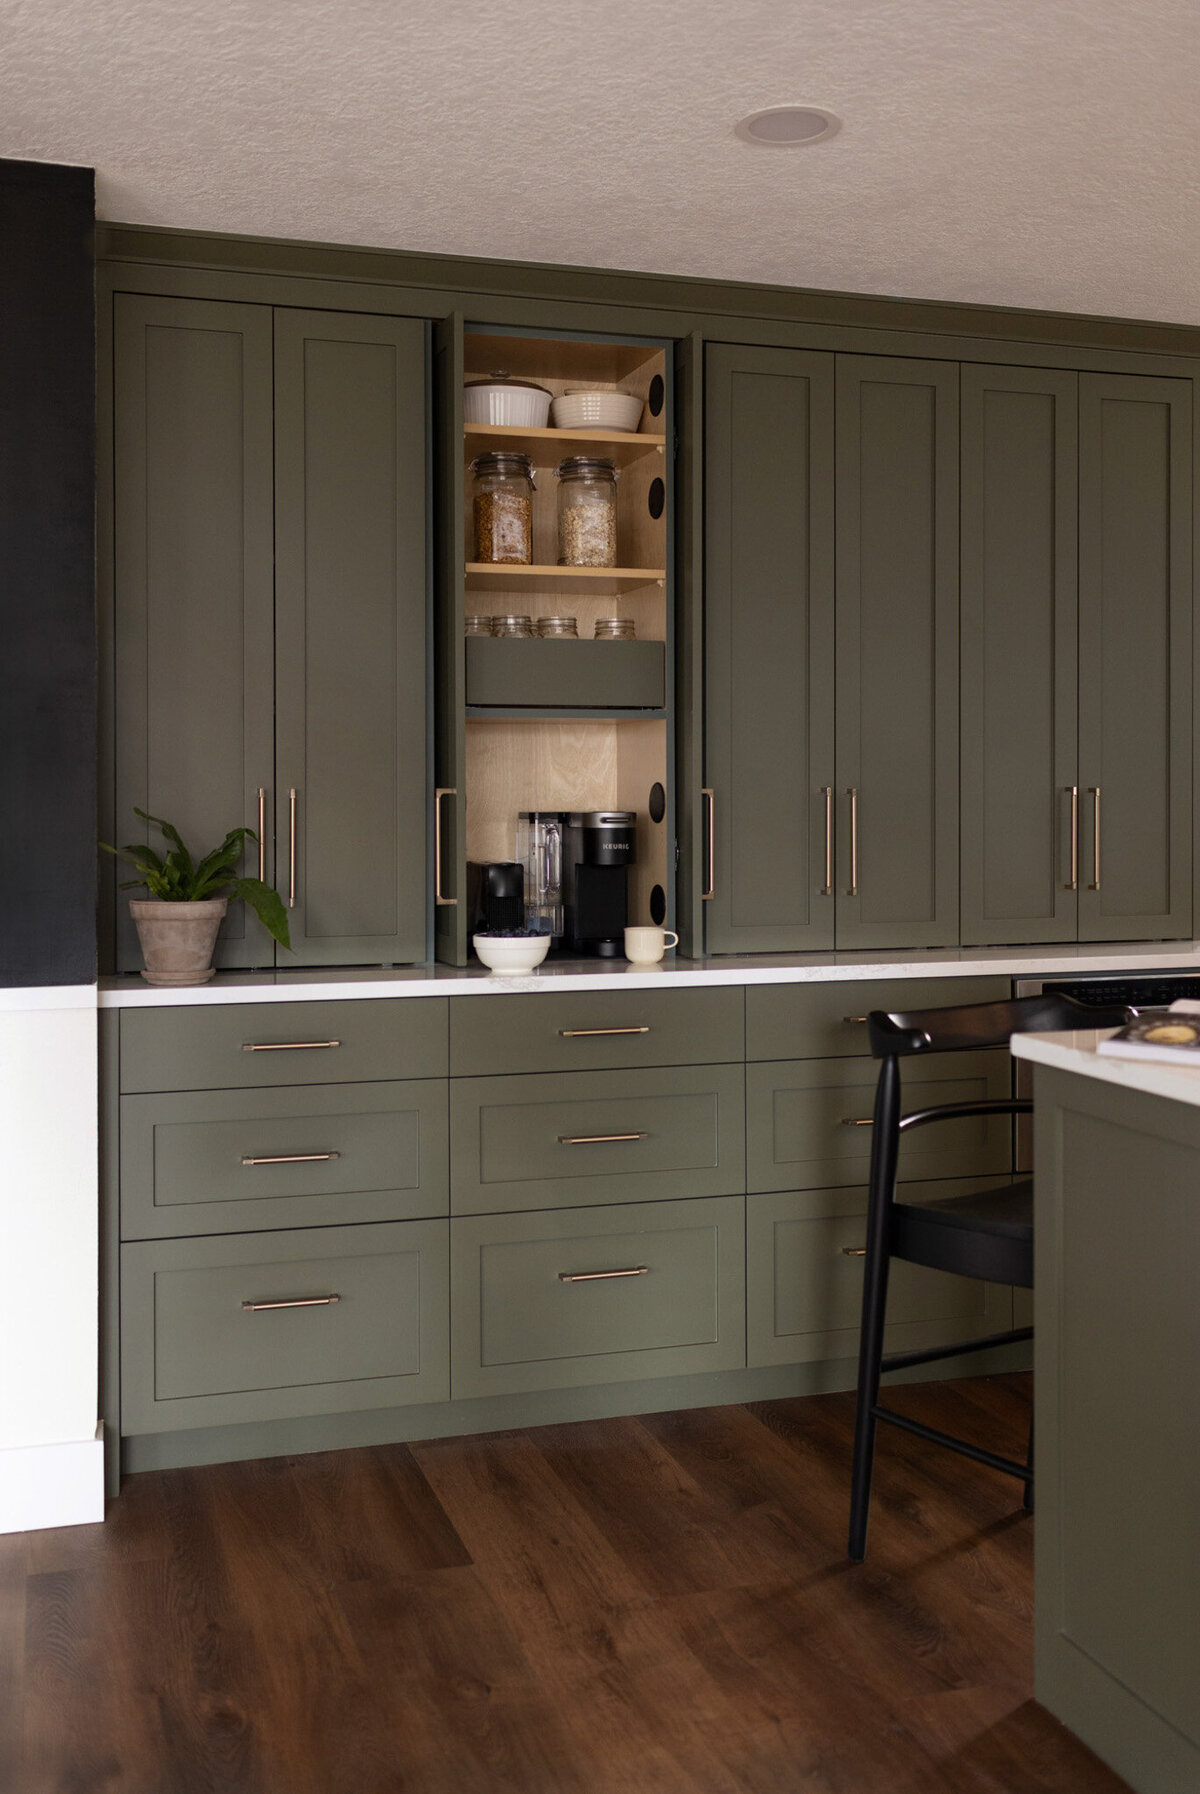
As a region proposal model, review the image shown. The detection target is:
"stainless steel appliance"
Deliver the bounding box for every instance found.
[563,811,636,957]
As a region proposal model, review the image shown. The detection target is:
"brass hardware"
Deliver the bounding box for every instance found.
[559,1026,651,1039]
[1088,786,1101,890]
[701,787,715,900]
[241,1295,340,1312]
[844,1016,869,1025]
[242,1040,341,1053]
[257,787,266,880]
[821,786,834,896]
[847,787,859,897]
[557,1132,648,1145]
[840,1117,874,1128]
[558,1266,649,1283]
[435,787,457,906]
[242,1152,341,1167]
[1066,785,1078,891]
[288,787,297,909]
[841,1246,868,1258]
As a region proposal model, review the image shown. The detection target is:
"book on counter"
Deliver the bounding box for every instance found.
[1095,1000,1200,1064]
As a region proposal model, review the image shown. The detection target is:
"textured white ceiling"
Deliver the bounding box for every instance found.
[3,0,1198,324]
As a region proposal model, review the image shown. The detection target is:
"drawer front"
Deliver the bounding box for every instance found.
[746,1182,1014,1367]
[452,1195,746,1398]
[120,1080,449,1239]
[448,986,744,1077]
[450,1063,746,1215]
[746,977,1011,1061]
[746,1050,1013,1193]
[120,1220,449,1432]
[119,998,448,1093]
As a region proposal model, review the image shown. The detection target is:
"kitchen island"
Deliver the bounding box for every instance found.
[1011,1028,1200,1794]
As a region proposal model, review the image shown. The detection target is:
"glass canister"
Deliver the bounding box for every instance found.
[594,616,636,640]
[464,614,495,637]
[556,456,618,567]
[493,614,534,638]
[537,615,578,638]
[517,811,565,939]
[471,451,534,565]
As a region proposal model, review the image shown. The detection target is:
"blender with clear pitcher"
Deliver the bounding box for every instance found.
[517,812,565,943]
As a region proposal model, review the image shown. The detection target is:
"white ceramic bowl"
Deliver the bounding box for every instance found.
[551,391,645,433]
[472,933,551,975]
[463,379,552,428]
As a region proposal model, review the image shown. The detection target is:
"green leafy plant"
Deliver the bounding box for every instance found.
[101,809,291,950]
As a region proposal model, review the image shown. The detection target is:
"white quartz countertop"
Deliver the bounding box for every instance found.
[1012,1027,1200,1110]
[96,939,1200,1008]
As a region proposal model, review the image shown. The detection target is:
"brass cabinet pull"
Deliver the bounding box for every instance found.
[242,1295,340,1312]
[242,1039,341,1053]
[1066,785,1079,891]
[435,787,457,906]
[843,1015,869,1025]
[701,788,715,900]
[840,1117,874,1127]
[847,787,859,897]
[288,787,298,909]
[557,1132,648,1145]
[1088,786,1101,890]
[821,786,834,896]
[559,1026,650,1038]
[558,1266,649,1283]
[841,1246,868,1258]
[242,1152,341,1167]
[257,787,266,881]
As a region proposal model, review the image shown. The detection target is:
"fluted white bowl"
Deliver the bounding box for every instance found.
[551,391,644,433]
[472,933,551,975]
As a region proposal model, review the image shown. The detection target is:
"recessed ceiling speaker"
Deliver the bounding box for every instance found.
[734,106,841,148]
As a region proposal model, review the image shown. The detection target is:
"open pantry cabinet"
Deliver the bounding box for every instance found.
[434,317,675,966]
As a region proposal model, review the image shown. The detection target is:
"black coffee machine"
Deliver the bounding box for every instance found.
[563,811,636,957]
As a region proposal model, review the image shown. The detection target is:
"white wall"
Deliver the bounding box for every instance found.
[0,990,103,1529]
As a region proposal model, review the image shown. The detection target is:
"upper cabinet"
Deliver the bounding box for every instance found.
[109,295,429,971]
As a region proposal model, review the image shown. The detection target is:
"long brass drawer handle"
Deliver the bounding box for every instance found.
[843,1015,869,1025]
[242,1152,341,1167]
[557,1132,648,1145]
[242,1295,340,1312]
[840,1117,874,1127]
[242,1039,342,1052]
[558,1266,649,1283]
[559,1026,651,1038]
[841,1246,867,1258]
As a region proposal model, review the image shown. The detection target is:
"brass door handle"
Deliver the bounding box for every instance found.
[288,787,297,909]
[242,1152,341,1167]
[559,1026,650,1038]
[1066,785,1078,891]
[257,786,266,881]
[558,1267,649,1283]
[702,788,715,900]
[242,1295,340,1312]
[557,1132,648,1145]
[847,787,859,897]
[821,786,834,896]
[1088,786,1101,890]
[435,787,457,906]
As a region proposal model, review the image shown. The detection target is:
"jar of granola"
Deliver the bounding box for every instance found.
[471,452,534,564]
[555,456,617,567]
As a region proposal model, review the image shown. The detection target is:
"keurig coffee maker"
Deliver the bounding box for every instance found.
[563,811,636,957]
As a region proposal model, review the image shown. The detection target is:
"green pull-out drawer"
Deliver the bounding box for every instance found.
[119,997,448,1093]
[745,977,1010,1061]
[746,1181,1014,1368]
[120,1079,449,1239]
[120,1218,449,1433]
[450,1063,746,1215]
[746,1050,1013,1193]
[448,985,744,1076]
[451,1195,746,1399]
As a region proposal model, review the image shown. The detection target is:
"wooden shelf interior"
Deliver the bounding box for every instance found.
[465,422,666,469]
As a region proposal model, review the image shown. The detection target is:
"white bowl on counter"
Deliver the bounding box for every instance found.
[472,933,551,975]
[464,375,552,428]
[551,391,645,433]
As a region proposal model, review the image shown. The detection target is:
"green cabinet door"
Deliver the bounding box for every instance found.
[703,344,836,952]
[111,295,276,970]
[433,314,467,965]
[274,310,429,965]
[835,355,960,949]
[960,366,1079,944]
[1077,373,1193,941]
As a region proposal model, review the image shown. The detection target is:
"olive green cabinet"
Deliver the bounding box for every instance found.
[703,346,959,952]
[110,295,429,970]
[961,365,1193,945]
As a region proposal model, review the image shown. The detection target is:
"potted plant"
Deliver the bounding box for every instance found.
[102,808,291,985]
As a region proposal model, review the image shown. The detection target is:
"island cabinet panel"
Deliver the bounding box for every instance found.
[746,1179,1014,1368]
[745,976,1010,1061]
[450,1195,745,1398]
[448,985,744,1077]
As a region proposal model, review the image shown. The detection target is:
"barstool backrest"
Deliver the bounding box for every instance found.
[867,992,1130,1060]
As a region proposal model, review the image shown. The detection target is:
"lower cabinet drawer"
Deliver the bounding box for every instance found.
[451,1196,746,1399]
[746,1050,1013,1192]
[746,1182,1015,1368]
[120,1080,449,1238]
[120,1220,449,1432]
[746,977,1011,1061]
[448,986,745,1077]
[450,1064,746,1215]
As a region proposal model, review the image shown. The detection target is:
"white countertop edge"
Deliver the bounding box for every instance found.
[1012,1028,1200,1109]
[0,984,98,1013]
[97,941,1200,1008]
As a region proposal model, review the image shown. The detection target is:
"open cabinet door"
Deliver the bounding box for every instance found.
[434,313,468,965]
[674,333,705,958]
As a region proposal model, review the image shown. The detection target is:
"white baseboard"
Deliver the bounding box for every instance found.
[0,1425,105,1532]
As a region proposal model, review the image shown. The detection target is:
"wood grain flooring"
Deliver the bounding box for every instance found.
[0,1374,1132,1794]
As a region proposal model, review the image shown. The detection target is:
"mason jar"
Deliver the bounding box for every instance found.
[470,452,535,564]
[556,456,618,567]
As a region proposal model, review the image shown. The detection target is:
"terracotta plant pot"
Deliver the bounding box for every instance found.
[129,898,228,986]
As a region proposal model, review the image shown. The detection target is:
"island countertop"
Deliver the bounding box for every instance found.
[1011,1024,1200,1111]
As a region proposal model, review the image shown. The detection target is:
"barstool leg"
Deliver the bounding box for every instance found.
[848,1056,900,1563]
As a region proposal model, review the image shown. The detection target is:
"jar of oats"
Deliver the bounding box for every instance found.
[555,456,618,567]
[470,452,535,564]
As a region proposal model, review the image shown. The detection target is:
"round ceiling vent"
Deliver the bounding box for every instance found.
[734,106,841,148]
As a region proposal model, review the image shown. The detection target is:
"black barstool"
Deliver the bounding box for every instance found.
[847,991,1129,1562]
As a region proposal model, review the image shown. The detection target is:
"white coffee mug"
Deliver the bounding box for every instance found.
[624,925,679,964]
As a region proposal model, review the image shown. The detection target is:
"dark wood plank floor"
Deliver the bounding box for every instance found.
[1,1373,1132,1794]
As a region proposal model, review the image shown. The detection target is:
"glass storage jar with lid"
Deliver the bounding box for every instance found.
[556,456,618,567]
[471,452,535,565]
[493,614,535,638]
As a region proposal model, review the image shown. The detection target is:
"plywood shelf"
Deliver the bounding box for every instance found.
[465,563,666,595]
[464,422,666,468]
